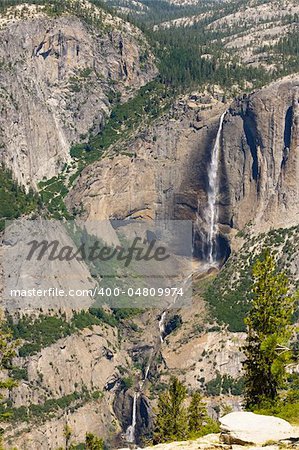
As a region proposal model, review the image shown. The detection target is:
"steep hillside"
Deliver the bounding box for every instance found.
[0,0,298,449]
[67,75,299,253]
[0,0,156,187]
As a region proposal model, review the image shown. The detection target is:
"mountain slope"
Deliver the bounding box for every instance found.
[0,0,157,187]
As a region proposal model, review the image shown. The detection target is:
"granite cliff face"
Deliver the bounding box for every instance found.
[0,2,156,187]
[66,96,226,225]
[219,77,299,235]
[3,325,128,449]
[0,3,299,448]
[68,76,299,255]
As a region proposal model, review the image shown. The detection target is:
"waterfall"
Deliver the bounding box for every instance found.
[124,277,192,444]
[125,392,138,443]
[206,111,226,264]
[159,311,167,343]
[144,363,150,381]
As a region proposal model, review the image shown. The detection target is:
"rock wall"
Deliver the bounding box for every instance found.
[0,3,156,187]
[68,76,299,252]
[3,324,129,449]
[220,77,299,235]
[67,98,226,223]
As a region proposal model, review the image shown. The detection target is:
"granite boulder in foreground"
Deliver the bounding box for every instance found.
[220,412,295,445]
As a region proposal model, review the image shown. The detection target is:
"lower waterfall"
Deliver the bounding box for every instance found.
[125,392,138,443]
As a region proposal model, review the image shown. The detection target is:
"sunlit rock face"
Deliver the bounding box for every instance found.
[0,4,156,187]
[68,76,299,260]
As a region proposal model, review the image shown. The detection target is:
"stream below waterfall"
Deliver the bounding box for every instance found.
[124,111,226,445]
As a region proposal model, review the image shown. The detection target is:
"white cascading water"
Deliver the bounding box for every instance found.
[123,114,225,443]
[159,311,167,343]
[207,111,226,264]
[125,392,138,443]
[124,267,193,444]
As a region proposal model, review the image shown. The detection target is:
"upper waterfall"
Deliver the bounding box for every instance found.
[207,111,226,264]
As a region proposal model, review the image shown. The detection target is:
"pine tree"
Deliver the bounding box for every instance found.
[0,312,18,415]
[85,433,104,450]
[187,391,208,436]
[153,377,188,444]
[242,251,296,408]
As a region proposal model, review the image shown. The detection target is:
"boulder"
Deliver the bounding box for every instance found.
[220,412,295,445]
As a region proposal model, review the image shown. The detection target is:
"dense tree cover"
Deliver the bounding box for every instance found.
[0,313,18,420]
[153,376,188,443]
[242,251,297,408]
[146,21,273,90]
[203,226,299,332]
[153,377,219,444]
[109,0,216,26]
[8,308,119,357]
[275,30,299,56]
[187,391,209,438]
[0,165,39,230]
[256,29,299,75]
[205,373,244,397]
[85,433,104,450]
[112,0,272,27]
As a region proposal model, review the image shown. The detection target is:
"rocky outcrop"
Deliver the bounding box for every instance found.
[119,423,299,450]
[10,324,124,407]
[4,396,117,450]
[220,412,296,445]
[66,96,226,253]
[68,76,299,256]
[2,323,129,449]
[220,76,299,235]
[0,2,156,187]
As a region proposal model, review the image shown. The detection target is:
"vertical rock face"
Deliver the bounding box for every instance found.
[0,4,157,187]
[219,78,299,234]
[68,76,299,255]
[66,100,226,222]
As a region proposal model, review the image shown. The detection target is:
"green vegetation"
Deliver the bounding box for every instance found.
[164,314,182,337]
[250,374,299,425]
[257,30,299,75]
[253,400,299,426]
[7,306,143,358]
[187,391,219,439]
[205,373,244,397]
[38,79,173,216]
[0,313,18,420]
[150,25,271,91]
[203,226,299,331]
[153,377,219,444]
[153,376,188,444]
[9,367,28,381]
[120,376,134,391]
[85,433,104,450]
[8,309,117,357]
[0,0,112,31]
[68,80,172,169]
[242,251,297,408]
[38,169,72,219]
[0,165,39,230]
[0,388,103,424]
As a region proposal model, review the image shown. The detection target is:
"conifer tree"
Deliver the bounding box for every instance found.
[85,433,104,450]
[153,377,188,444]
[187,391,207,436]
[0,312,18,417]
[242,251,296,408]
